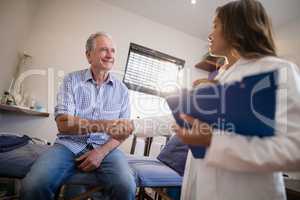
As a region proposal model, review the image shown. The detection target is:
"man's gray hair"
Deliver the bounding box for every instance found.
[86,32,112,53]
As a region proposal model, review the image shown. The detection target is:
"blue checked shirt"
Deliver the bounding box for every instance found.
[54,68,130,154]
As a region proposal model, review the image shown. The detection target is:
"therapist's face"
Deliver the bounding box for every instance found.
[208,17,230,57]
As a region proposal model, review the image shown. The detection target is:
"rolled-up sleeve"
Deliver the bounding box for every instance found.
[55,75,75,118]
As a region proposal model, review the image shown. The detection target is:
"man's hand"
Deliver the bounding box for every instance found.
[76,148,107,172]
[106,119,134,140]
[172,114,212,147]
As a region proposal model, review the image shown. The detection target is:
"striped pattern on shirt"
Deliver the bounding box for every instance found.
[54,68,130,154]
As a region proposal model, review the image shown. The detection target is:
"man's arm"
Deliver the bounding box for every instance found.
[56,114,112,135]
[56,114,134,139]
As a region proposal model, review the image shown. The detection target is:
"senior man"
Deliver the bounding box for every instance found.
[21,32,136,200]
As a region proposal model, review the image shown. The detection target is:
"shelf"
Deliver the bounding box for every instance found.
[0,104,49,117]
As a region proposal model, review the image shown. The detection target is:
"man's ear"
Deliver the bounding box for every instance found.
[86,51,92,64]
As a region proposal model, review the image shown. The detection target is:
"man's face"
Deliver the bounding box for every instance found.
[208,17,230,57]
[86,36,115,71]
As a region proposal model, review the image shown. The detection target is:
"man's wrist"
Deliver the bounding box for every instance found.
[96,139,119,155]
[88,120,112,133]
[95,146,108,155]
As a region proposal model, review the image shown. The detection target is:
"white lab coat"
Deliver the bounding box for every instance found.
[181,56,300,200]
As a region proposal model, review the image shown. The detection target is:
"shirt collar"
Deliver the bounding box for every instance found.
[84,68,114,85]
[215,57,261,82]
[234,57,260,66]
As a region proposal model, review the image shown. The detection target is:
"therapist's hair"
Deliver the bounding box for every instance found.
[216,0,277,59]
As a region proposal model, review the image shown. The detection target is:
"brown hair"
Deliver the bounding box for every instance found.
[216,0,277,59]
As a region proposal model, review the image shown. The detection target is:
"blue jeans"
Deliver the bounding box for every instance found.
[20,144,136,200]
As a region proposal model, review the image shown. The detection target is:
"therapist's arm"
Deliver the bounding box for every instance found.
[173,114,213,147]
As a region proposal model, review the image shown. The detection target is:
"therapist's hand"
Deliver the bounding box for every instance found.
[172,114,212,147]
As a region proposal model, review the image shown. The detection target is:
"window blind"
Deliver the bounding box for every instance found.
[123,43,185,96]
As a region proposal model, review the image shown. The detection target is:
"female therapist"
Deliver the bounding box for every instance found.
[173,0,300,200]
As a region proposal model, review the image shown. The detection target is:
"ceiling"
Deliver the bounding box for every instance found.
[100,0,300,40]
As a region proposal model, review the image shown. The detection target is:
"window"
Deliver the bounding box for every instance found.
[123,43,185,97]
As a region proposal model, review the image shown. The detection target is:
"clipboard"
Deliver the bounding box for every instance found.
[166,70,278,158]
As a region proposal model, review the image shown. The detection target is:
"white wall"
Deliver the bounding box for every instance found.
[0,0,208,153]
[0,0,39,94]
[276,17,300,66]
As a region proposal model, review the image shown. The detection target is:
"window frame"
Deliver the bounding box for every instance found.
[123,43,185,97]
